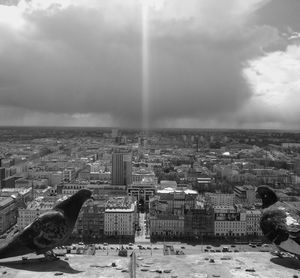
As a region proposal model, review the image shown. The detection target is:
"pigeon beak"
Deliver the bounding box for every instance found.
[90,195,95,200]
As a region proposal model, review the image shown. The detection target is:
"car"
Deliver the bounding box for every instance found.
[78,242,84,245]
[129,243,133,246]
[154,247,159,250]
[231,245,236,248]
[103,242,108,246]
[147,247,151,250]
[181,246,185,249]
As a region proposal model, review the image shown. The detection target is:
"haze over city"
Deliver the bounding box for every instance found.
[0,0,299,129]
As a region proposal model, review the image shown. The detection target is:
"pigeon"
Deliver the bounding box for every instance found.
[0,189,92,260]
[256,185,300,258]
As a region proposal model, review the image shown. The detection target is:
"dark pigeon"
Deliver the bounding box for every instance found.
[0,189,92,259]
[257,185,300,257]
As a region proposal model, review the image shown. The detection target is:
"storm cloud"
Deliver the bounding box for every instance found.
[0,0,299,128]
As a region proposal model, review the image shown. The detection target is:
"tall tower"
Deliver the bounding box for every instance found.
[111,152,132,186]
[0,167,5,189]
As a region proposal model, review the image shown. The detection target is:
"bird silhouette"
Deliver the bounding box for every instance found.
[0,189,92,260]
[257,185,300,258]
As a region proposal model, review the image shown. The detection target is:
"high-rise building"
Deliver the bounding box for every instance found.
[0,168,5,189]
[111,152,132,186]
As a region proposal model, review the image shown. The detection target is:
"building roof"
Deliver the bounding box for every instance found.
[0,197,14,208]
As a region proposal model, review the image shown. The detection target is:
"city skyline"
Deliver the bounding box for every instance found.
[0,0,300,129]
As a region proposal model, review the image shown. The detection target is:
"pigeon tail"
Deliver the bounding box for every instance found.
[0,236,32,259]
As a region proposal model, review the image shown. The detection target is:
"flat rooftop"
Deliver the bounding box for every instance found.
[0,251,299,278]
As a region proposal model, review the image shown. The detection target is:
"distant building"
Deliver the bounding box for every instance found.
[149,214,185,239]
[90,172,111,184]
[245,210,262,236]
[214,206,246,237]
[62,183,88,195]
[153,188,198,214]
[0,197,17,234]
[104,196,136,239]
[0,168,5,189]
[184,206,215,238]
[205,193,235,206]
[49,171,63,186]
[2,176,15,188]
[63,168,76,183]
[234,185,256,206]
[127,179,156,212]
[132,169,157,184]
[111,152,132,186]
[294,159,300,176]
[17,195,66,229]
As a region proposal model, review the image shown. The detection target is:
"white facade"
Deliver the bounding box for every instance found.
[246,210,263,236]
[214,220,247,237]
[149,216,184,237]
[104,204,135,236]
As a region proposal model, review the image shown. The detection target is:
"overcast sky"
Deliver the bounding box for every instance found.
[0,0,300,129]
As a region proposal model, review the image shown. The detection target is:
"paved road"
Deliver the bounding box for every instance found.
[135,213,150,244]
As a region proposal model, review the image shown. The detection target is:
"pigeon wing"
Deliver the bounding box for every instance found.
[20,210,69,253]
[260,209,289,245]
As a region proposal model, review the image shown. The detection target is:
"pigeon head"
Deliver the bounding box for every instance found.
[54,189,93,224]
[256,186,278,209]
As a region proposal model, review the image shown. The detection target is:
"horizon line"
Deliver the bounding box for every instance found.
[0,125,299,133]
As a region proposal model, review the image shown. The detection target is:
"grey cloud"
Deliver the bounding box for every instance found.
[0,1,289,128]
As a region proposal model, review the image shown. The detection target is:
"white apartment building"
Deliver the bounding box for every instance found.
[214,220,247,237]
[104,203,136,236]
[246,210,263,236]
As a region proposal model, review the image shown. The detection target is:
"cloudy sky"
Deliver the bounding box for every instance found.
[0,0,300,129]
